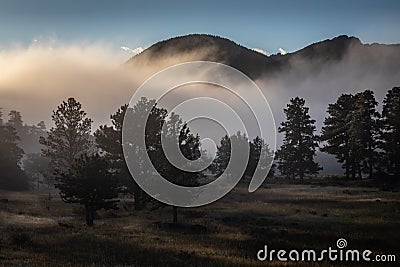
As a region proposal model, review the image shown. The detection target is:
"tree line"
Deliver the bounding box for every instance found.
[0,87,399,225]
[275,88,399,180]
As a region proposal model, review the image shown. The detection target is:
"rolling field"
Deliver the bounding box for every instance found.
[0,178,399,266]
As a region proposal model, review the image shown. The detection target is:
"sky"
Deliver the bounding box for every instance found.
[1,0,399,173]
[1,0,400,55]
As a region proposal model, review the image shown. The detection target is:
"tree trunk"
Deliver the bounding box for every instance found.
[299,170,304,180]
[369,162,374,179]
[133,184,143,210]
[345,151,350,179]
[85,204,94,226]
[345,141,350,179]
[172,206,178,224]
[351,159,356,180]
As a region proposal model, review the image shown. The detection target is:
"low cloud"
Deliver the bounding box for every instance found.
[278,48,287,55]
[252,48,269,56]
[0,41,139,129]
[121,46,144,55]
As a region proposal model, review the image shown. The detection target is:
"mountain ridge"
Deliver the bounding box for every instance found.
[126,34,400,80]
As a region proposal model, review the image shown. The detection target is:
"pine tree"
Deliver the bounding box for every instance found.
[95,105,134,204]
[40,98,92,176]
[277,97,321,179]
[210,134,231,176]
[381,87,400,179]
[156,112,202,223]
[6,110,47,154]
[97,98,169,210]
[55,153,120,226]
[347,90,379,179]
[0,110,29,190]
[95,102,168,210]
[321,94,355,178]
[247,136,275,178]
[210,132,250,179]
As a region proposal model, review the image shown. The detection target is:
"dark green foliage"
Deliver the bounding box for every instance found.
[322,90,383,179]
[55,153,120,226]
[347,90,380,179]
[381,87,400,178]
[277,97,321,179]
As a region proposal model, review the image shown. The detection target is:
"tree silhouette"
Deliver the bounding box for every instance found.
[211,132,249,178]
[347,90,379,179]
[55,153,120,226]
[40,98,92,176]
[101,98,169,210]
[155,112,202,223]
[381,87,400,179]
[321,94,355,178]
[211,134,275,181]
[23,153,50,189]
[247,136,275,178]
[0,110,29,190]
[277,97,321,179]
[5,110,46,154]
[210,134,231,176]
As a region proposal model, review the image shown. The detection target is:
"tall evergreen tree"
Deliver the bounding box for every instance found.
[6,110,47,154]
[347,90,379,179]
[321,94,355,178]
[381,87,400,179]
[96,99,169,210]
[277,97,321,179]
[0,110,29,190]
[40,97,93,176]
[156,112,202,223]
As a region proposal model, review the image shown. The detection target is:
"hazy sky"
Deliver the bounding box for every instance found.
[1,0,399,173]
[1,0,400,54]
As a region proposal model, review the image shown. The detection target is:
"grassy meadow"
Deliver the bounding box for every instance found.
[0,178,399,266]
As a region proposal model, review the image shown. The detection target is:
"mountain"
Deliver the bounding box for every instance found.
[126,34,400,174]
[126,34,400,80]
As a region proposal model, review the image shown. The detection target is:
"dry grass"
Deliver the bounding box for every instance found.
[0,179,399,266]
